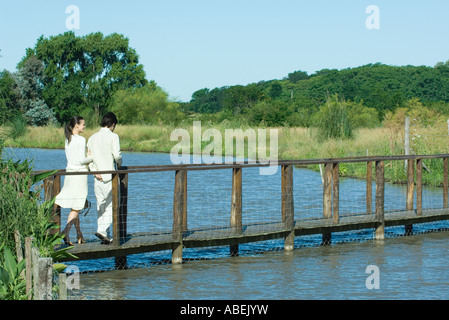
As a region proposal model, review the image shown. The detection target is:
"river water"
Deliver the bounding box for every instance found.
[4,147,449,300]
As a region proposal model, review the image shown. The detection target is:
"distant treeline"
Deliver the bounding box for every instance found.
[181,62,449,127]
[1,31,449,132]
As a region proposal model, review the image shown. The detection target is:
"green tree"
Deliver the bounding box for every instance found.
[109,82,183,125]
[287,70,309,83]
[314,94,353,141]
[269,82,282,99]
[0,70,19,125]
[20,32,148,124]
[223,84,265,115]
[14,55,56,126]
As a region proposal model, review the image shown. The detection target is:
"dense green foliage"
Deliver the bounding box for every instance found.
[1,32,149,126]
[183,62,449,128]
[0,140,77,299]
[109,82,183,125]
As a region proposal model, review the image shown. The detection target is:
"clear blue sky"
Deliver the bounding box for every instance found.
[1,0,449,102]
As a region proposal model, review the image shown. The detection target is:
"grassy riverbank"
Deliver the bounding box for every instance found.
[2,122,449,185]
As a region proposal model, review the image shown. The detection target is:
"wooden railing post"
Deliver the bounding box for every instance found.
[44,174,61,234]
[416,159,422,216]
[183,170,188,232]
[444,157,448,208]
[112,173,121,247]
[172,169,186,264]
[332,162,339,224]
[119,168,128,240]
[230,166,242,256]
[281,164,294,251]
[367,161,373,214]
[405,157,414,235]
[375,160,385,240]
[322,162,332,244]
[116,167,128,269]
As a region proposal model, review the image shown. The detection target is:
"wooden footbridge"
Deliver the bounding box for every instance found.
[41,154,449,268]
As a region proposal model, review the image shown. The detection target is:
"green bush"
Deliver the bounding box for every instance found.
[109,82,183,125]
[314,94,353,141]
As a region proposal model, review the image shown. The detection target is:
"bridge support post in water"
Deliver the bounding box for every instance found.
[282,164,294,251]
[375,160,385,240]
[172,169,186,264]
[230,166,242,257]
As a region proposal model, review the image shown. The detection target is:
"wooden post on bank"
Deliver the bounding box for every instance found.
[405,157,414,235]
[172,169,186,264]
[230,167,242,256]
[282,165,294,251]
[31,247,53,300]
[25,237,33,300]
[322,162,332,244]
[375,160,385,240]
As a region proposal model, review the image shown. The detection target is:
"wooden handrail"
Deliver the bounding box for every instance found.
[32,153,449,176]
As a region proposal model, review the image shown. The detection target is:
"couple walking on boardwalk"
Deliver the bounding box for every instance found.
[54,112,122,246]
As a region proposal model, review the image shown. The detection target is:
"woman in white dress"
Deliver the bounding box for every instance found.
[55,116,92,245]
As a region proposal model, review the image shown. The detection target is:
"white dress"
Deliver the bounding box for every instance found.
[55,135,92,210]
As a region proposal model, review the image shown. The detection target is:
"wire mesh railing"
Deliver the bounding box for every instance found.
[37,154,449,271]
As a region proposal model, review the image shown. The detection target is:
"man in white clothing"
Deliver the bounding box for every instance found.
[87,112,122,244]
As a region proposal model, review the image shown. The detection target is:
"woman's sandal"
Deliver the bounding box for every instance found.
[63,234,74,246]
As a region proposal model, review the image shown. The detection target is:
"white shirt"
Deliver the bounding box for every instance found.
[65,135,92,171]
[87,127,122,182]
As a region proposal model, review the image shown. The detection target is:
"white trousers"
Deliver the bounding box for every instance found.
[94,179,113,238]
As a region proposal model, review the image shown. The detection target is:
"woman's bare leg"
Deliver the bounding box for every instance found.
[62,209,80,245]
[74,215,85,244]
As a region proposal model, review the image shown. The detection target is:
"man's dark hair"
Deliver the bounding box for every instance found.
[100,112,118,128]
